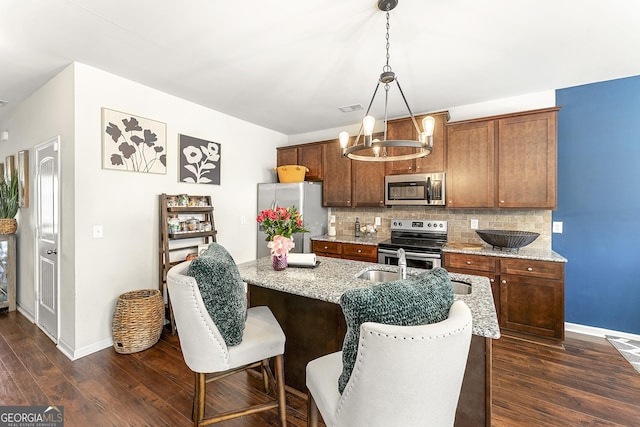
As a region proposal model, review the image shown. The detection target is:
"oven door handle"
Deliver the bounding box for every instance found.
[378,248,441,260]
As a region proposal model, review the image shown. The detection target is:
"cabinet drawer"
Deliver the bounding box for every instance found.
[444,253,496,273]
[500,258,564,280]
[342,243,377,260]
[312,240,342,256]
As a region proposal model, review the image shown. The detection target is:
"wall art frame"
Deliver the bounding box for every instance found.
[101,108,167,174]
[178,134,221,185]
[4,155,14,182]
[17,150,29,208]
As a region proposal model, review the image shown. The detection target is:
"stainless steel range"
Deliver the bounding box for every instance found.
[377,219,448,270]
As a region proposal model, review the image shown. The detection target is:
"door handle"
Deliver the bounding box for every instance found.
[47,249,58,255]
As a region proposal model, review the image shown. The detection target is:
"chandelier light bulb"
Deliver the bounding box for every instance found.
[339,131,350,148]
[422,115,435,136]
[362,115,376,136]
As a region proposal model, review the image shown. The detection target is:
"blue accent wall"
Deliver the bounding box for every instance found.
[555,76,640,334]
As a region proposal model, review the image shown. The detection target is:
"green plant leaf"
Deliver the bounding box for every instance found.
[0,171,19,218]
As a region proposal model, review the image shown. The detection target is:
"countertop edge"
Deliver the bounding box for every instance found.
[442,246,568,263]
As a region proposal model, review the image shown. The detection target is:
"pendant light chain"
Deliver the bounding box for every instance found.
[384,11,391,73]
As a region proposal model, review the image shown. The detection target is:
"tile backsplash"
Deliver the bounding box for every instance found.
[329,207,552,251]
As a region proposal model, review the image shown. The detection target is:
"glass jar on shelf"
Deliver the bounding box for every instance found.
[166,196,178,207]
[198,197,208,207]
[188,197,198,207]
[167,215,180,234]
[177,194,188,207]
[186,217,200,232]
[201,221,212,232]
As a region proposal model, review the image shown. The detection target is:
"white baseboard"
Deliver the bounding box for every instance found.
[565,322,640,341]
[59,338,113,361]
[17,305,35,323]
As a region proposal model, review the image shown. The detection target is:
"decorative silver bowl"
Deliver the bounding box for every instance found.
[476,230,540,251]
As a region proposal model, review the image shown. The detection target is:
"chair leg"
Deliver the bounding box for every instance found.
[193,372,206,426]
[307,391,318,427]
[274,354,287,426]
[261,359,270,393]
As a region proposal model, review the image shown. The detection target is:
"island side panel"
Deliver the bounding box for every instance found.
[454,336,492,427]
[249,284,347,392]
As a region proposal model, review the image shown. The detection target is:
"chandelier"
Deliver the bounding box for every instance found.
[340,0,435,162]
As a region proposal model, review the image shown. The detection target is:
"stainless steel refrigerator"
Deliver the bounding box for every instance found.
[257,182,328,258]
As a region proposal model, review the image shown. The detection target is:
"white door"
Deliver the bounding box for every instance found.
[36,137,59,342]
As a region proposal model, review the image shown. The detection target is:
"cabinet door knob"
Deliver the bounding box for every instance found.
[490,279,494,283]
[501,280,507,284]
[357,249,362,253]
[324,246,328,250]
[500,200,505,204]
[527,267,533,271]
[466,261,472,265]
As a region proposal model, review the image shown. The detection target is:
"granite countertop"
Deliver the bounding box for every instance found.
[311,234,384,246]
[312,234,567,263]
[442,245,568,263]
[237,256,500,339]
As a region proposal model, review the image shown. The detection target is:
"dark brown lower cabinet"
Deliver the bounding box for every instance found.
[444,253,565,344]
[312,240,378,263]
[249,284,492,427]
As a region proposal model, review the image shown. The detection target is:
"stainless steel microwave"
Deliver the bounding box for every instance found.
[385,173,446,206]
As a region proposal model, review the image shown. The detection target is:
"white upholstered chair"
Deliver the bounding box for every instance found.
[167,261,287,426]
[306,300,472,427]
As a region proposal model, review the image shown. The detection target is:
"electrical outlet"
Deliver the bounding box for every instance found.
[553,221,563,233]
[240,215,246,225]
[330,215,336,223]
[375,217,381,226]
[92,225,103,239]
[470,219,478,230]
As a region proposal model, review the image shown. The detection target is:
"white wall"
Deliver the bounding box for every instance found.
[0,65,76,345]
[2,62,286,359]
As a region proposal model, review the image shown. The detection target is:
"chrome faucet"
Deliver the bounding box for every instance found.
[397,248,407,280]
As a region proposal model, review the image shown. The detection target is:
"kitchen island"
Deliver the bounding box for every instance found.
[237,256,499,427]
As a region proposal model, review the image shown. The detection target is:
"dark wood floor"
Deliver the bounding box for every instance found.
[1,310,640,426]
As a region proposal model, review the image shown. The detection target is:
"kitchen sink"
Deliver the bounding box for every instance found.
[356,269,402,282]
[451,280,472,295]
[356,269,472,295]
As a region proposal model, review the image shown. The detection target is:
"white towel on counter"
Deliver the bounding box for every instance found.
[287,253,317,267]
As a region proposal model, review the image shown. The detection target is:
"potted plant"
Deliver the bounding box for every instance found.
[0,172,19,234]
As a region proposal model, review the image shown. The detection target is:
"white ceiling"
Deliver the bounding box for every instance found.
[1,0,640,135]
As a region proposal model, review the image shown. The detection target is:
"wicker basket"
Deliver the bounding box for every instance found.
[112,289,164,354]
[0,218,17,234]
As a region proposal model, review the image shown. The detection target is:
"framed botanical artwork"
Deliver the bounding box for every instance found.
[18,150,29,208]
[178,134,221,184]
[101,108,167,174]
[5,155,14,182]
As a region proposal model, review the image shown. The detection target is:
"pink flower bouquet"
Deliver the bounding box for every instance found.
[267,235,295,257]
